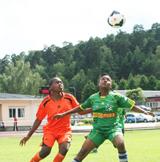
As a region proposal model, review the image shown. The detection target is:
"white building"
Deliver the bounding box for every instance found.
[0,93,43,130]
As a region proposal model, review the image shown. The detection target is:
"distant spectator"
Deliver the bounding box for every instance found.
[2,121,5,129]
[13,117,18,131]
[0,121,5,131]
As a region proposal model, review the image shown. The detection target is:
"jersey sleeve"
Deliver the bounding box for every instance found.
[70,94,80,107]
[80,96,92,110]
[116,93,135,110]
[64,93,80,108]
[36,101,47,121]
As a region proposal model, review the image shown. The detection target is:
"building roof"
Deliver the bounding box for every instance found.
[0,90,159,100]
[116,90,160,98]
[0,93,42,100]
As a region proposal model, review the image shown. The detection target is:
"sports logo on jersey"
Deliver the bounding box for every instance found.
[105,103,113,112]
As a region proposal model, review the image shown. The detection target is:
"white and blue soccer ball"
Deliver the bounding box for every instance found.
[108,11,125,28]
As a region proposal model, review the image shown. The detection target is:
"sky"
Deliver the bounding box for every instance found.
[0,0,160,59]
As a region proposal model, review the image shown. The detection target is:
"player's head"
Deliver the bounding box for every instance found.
[49,77,64,93]
[98,73,112,90]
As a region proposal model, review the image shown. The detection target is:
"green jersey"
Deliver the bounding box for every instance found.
[80,91,135,131]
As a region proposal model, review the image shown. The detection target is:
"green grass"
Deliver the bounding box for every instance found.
[0,129,160,162]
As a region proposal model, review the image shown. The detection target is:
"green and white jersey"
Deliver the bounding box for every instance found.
[80,91,135,131]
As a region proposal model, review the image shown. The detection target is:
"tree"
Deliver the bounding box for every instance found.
[148,75,157,90]
[153,45,160,78]
[126,88,145,104]
[155,80,160,90]
[52,62,65,75]
[139,75,149,90]
[70,70,87,101]
[0,55,10,74]
[127,74,137,89]
[112,80,118,90]
[0,59,45,95]
[81,80,97,101]
[118,79,127,89]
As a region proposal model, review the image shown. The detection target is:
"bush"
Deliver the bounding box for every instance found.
[81,118,93,125]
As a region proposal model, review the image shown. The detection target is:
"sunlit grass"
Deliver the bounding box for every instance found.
[0,129,160,162]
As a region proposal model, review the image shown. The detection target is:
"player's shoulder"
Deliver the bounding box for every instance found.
[41,95,51,107]
[64,92,75,98]
[41,95,51,102]
[110,90,122,96]
[89,92,99,99]
[110,90,123,96]
[63,92,76,103]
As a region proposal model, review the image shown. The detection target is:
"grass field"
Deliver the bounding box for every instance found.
[0,129,160,162]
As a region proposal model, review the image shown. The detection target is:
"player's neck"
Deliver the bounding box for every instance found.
[99,89,110,96]
[50,91,63,100]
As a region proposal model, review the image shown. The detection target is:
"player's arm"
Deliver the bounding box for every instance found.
[54,106,82,119]
[131,105,154,116]
[78,108,92,115]
[19,118,42,146]
[117,94,154,117]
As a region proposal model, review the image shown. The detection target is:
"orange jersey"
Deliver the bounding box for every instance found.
[36,92,79,132]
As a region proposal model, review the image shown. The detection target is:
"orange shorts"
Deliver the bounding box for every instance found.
[42,131,72,147]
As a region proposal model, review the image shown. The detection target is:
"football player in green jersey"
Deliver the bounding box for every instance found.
[54,73,154,162]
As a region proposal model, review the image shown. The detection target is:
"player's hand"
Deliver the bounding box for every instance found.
[19,136,30,146]
[53,113,65,119]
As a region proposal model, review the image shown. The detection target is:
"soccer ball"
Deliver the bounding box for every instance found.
[108,11,125,28]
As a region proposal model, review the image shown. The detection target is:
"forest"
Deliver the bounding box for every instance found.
[0,23,160,102]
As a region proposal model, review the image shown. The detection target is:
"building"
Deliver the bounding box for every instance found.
[0,93,43,131]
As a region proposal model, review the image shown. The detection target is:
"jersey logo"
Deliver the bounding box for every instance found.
[105,103,113,112]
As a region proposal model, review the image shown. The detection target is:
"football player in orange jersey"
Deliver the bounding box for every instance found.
[20,77,90,162]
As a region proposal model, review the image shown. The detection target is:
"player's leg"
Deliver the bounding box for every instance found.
[72,138,96,162]
[72,129,104,162]
[53,132,72,162]
[84,134,98,153]
[30,132,55,162]
[16,124,18,131]
[30,144,52,162]
[53,141,70,162]
[110,131,128,162]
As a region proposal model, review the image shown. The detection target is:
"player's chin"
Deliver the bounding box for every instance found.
[101,85,109,89]
[59,87,64,92]
[105,84,111,90]
[103,83,111,88]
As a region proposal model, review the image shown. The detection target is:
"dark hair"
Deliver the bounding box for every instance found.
[98,73,112,82]
[48,76,60,87]
[39,76,61,95]
[97,73,112,87]
[99,73,110,78]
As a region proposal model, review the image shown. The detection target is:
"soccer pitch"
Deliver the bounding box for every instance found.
[0,129,160,162]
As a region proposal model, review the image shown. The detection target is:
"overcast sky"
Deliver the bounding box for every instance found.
[0,0,159,59]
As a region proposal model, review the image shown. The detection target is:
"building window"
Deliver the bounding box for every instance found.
[9,107,25,118]
[18,108,24,117]
[146,102,158,108]
[9,109,16,118]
